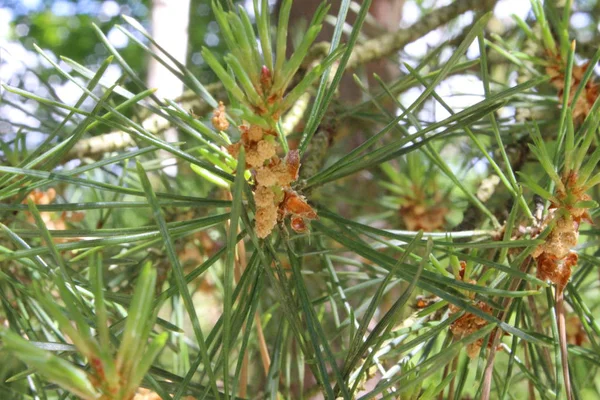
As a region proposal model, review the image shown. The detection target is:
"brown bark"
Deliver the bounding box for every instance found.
[283,0,404,102]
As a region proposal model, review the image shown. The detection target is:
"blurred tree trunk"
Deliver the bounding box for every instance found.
[283,0,404,103]
[281,0,405,159]
[147,0,191,176]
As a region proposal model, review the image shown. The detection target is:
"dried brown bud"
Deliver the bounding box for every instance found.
[290,216,308,233]
[227,142,242,159]
[285,150,301,182]
[281,190,317,220]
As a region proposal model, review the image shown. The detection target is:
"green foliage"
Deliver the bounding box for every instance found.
[0,262,166,400]
[203,0,343,131]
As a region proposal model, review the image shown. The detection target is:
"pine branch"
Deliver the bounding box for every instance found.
[309,0,499,68]
[63,83,225,161]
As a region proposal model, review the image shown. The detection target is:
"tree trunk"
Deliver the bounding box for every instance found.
[283,0,404,102]
[147,0,191,176]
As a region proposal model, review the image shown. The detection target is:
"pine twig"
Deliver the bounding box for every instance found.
[307,0,498,68]
[63,83,225,162]
[480,257,533,400]
[556,289,573,400]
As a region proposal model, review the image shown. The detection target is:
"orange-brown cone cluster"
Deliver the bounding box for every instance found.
[449,301,494,358]
[533,172,592,289]
[252,150,316,238]
[399,187,447,231]
[448,262,500,358]
[546,53,599,121]
[400,201,447,232]
[227,123,278,169]
[217,106,317,238]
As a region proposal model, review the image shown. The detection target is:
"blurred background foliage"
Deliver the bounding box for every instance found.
[2,0,600,139]
[1,0,240,139]
[2,0,238,79]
